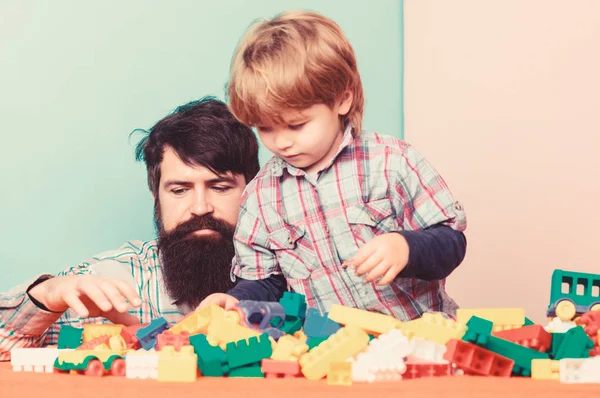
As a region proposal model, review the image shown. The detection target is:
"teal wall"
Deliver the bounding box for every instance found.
[0,0,403,290]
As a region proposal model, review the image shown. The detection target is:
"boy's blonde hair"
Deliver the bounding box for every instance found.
[227,10,365,134]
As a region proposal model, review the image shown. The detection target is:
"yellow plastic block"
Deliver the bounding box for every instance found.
[82,324,123,343]
[299,325,369,380]
[456,308,525,328]
[398,313,466,344]
[157,346,197,383]
[328,304,403,335]
[294,330,308,343]
[170,312,211,335]
[531,359,560,380]
[327,362,352,386]
[207,316,261,349]
[271,335,309,362]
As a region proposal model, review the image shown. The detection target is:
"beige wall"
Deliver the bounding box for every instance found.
[404,0,600,323]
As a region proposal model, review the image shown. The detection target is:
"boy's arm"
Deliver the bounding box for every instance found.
[228,203,285,300]
[392,144,468,280]
[397,224,467,280]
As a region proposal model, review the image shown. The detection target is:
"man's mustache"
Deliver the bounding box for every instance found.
[160,214,234,241]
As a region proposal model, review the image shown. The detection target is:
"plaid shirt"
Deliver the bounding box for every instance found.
[0,240,185,361]
[232,126,467,322]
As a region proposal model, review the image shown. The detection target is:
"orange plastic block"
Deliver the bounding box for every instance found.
[76,335,110,350]
[261,359,301,378]
[403,361,452,379]
[444,339,513,377]
[492,325,552,353]
[299,325,369,380]
[156,330,190,352]
[120,324,145,350]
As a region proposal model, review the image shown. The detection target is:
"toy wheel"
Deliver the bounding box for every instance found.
[84,359,104,377]
[556,300,576,321]
[110,358,126,377]
[591,304,600,312]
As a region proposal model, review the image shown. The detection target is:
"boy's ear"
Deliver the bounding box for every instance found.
[337,90,353,116]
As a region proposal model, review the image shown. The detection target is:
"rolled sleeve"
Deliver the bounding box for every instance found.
[394,144,467,232]
[231,204,283,281]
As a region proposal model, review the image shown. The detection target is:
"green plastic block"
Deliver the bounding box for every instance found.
[462,316,493,345]
[228,363,264,378]
[553,326,594,360]
[368,334,376,341]
[189,334,229,377]
[57,326,83,349]
[226,333,272,369]
[549,332,565,358]
[307,336,327,350]
[275,316,303,335]
[482,336,549,377]
[524,317,535,326]
[279,292,307,319]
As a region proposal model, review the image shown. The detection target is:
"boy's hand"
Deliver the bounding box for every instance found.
[197,293,239,310]
[28,275,142,325]
[347,232,409,286]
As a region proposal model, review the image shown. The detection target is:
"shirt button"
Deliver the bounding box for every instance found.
[369,215,375,222]
[287,236,293,244]
[454,201,463,211]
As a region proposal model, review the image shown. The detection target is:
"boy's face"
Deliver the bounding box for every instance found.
[256,94,353,174]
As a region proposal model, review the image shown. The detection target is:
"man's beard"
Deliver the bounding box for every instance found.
[156,207,236,310]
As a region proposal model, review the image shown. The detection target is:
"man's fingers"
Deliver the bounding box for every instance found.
[62,293,90,318]
[77,281,112,313]
[104,309,141,326]
[114,279,142,308]
[97,279,129,313]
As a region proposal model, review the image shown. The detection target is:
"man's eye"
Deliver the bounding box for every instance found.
[212,186,232,193]
[171,188,188,195]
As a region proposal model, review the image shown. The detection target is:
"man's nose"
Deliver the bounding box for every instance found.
[190,191,214,216]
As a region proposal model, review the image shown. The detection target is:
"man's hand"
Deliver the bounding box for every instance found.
[347,232,410,286]
[197,293,239,310]
[28,275,142,325]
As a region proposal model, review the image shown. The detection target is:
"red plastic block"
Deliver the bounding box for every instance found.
[444,339,514,377]
[493,325,552,353]
[120,324,146,350]
[403,361,452,379]
[156,330,190,352]
[261,359,301,378]
[76,335,110,350]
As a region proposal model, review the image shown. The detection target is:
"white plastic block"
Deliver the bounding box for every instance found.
[544,318,576,333]
[126,350,160,380]
[407,337,447,363]
[10,348,61,373]
[560,357,600,384]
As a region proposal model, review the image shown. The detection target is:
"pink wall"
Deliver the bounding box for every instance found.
[404,0,600,323]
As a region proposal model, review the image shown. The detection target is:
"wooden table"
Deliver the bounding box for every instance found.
[1,362,599,397]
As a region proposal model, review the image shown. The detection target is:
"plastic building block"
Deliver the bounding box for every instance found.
[189,333,229,377]
[462,316,494,345]
[546,269,600,320]
[262,359,301,378]
[492,324,552,352]
[403,361,452,379]
[531,359,560,380]
[456,308,525,332]
[157,345,197,383]
[226,333,272,369]
[328,304,402,336]
[350,352,406,383]
[559,357,600,383]
[274,317,304,335]
[408,337,447,363]
[553,325,594,360]
[400,313,466,345]
[444,339,513,377]
[156,330,190,352]
[303,308,341,338]
[57,326,83,349]
[54,349,126,376]
[170,311,210,335]
[207,315,261,348]
[544,317,576,333]
[280,292,307,319]
[367,329,413,359]
[327,362,352,386]
[524,317,535,326]
[76,335,110,350]
[82,324,123,343]
[299,325,370,380]
[228,363,263,378]
[236,300,285,331]
[136,317,170,350]
[478,335,549,376]
[307,337,327,350]
[120,324,144,350]
[271,335,308,361]
[10,347,61,373]
[125,350,159,380]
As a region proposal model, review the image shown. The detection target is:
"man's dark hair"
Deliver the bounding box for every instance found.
[134,96,260,197]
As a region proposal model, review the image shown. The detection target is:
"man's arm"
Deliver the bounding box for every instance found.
[0,244,143,361]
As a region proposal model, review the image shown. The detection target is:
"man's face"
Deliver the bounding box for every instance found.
[155,147,247,309]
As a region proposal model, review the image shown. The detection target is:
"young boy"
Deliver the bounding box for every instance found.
[201,10,467,321]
